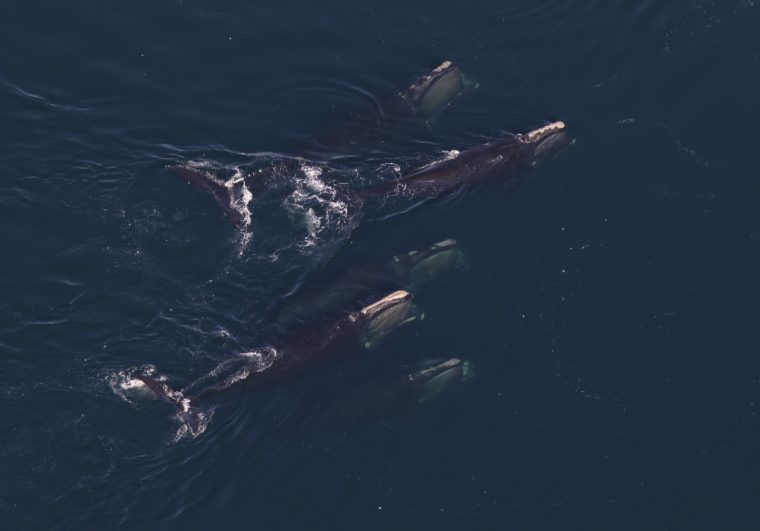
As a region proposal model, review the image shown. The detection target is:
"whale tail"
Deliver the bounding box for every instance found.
[136,375,207,437]
[169,165,253,229]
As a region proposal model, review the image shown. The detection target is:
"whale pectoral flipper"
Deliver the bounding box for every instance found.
[137,375,205,436]
[136,375,177,404]
[169,166,251,228]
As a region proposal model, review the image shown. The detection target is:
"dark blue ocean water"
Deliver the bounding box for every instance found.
[3,1,760,529]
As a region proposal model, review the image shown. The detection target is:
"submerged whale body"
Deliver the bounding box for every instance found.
[310,357,474,426]
[271,238,466,327]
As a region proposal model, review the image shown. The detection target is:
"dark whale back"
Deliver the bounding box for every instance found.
[183,290,413,407]
[183,316,357,406]
[363,121,569,199]
[401,136,529,189]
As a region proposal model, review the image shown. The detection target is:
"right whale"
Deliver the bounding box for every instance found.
[135,289,417,437]
[363,120,570,199]
[169,121,570,228]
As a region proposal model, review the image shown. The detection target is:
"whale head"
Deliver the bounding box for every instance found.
[392,238,465,286]
[520,121,571,161]
[406,358,474,401]
[403,61,465,117]
[358,290,414,347]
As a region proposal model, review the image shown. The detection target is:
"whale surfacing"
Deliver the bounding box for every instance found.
[363,121,570,199]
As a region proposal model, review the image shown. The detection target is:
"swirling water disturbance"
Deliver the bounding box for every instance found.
[2,1,760,529]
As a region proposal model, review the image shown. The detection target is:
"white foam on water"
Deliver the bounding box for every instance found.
[203,346,279,388]
[226,367,252,385]
[186,159,215,170]
[173,409,213,442]
[232,346,279,381]
[225,168,254,253]
[284,163,350,250]
[302,165,326,192]
[213,327,233,339]
[121,378,146,390]
[107,365,157,403]
[162,382,185,404]
[240,345,279,366]
[378,162,402,175]
[173,423,190,441]
[226,169,253,225]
